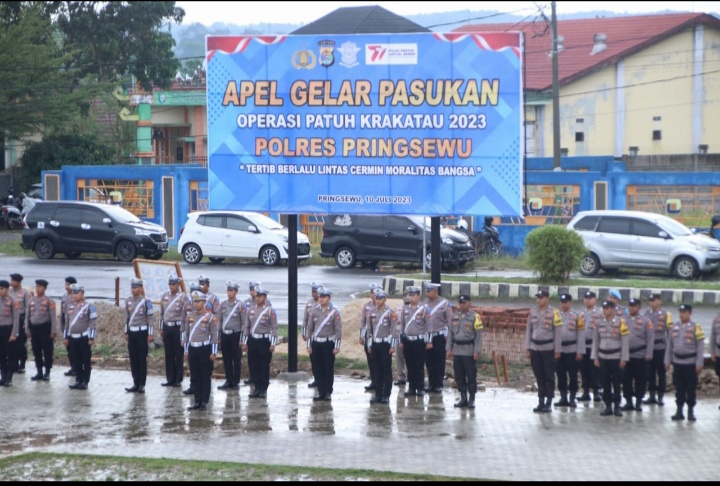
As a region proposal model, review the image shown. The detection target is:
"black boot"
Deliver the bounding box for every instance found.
[643,391,657,405]
[593,390,602,402]
[568,393,577,408]
[533,397,544,413]
[657,393,665,406]
[542,397,553,413]
[620,397,635,411]
[370,394,382,404]
[454,391,469,408]
[634,397,643,412]
[43,368,51,381]
[613,403,623,416]
[687,406,696,422]
[468,391,476,409]
[64,369,76,377]
[671,404,685,420]
[600,403,613,416]
[577,390,591,402]
[554,392,569,407]
[31,369,44,381]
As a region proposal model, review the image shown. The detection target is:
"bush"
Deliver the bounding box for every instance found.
[524,225,587,282]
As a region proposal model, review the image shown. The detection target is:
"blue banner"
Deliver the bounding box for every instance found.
[206,32,523,216]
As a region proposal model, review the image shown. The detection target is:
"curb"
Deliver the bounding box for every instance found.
[382,276,720,305]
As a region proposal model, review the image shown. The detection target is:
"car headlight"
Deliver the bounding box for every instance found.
[281,235,288,243]
[442,237,453,245]
[134,228,151,236]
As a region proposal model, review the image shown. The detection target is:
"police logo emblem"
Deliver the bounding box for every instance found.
[317,39,336,68]
[291,49,316,70]
[338,41,360,68]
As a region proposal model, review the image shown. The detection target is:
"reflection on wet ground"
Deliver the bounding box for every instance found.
[1,367,719,480]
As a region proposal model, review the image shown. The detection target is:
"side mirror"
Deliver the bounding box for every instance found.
[248,225,258,233]
[408,225,417,234]
[103,217,112,225]
[658,231,668,239]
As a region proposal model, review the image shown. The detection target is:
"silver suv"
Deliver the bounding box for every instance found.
[566,210,720,279]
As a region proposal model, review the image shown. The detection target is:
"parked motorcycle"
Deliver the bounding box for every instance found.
[457,217,504,257]
[3,191,36,230]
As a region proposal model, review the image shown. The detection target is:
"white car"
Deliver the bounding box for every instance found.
[178,211,311,266]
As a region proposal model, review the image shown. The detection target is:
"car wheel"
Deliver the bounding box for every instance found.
[64,252,81,260]
[335,247,356,269]
[579,253,600,276]
[144,252,163,260]
[209,257,225,264]
[673,256,699,279]
[483,240,504,257]
[34,238,55,260]
[182,244,203,264]
[260,245,280,266]
[115,240,137,262]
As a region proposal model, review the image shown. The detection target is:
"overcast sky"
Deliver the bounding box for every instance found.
[177,1,720,26]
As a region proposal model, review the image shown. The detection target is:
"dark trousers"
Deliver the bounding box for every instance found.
[599,358,623,406]
[128,330,148,387]
[68,336,91,384]
[556,352,579,395]
[0,326,17,381]
[580,347,600,393]
[163,325,184,384]
[248,336,271,392]
[16,315,27,368]
[30,322,53,371]
[189,344,212,406]
[365,341,377,385]
[647,348,667,395]
[370,342,392,398]
[673,363,698,407]
[530,349,556,399]
[453,355,477,393]
[425,334,447,389]
[402,337,426,393]
[623,357,649,400]
[310,341,335,397]
[220,331,242,386]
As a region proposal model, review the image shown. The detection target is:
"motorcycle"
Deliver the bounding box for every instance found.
[457,217,504,257]
[3,191,36,230]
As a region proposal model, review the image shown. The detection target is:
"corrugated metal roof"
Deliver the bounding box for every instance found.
[454,13,720,91]
[291,5,429,35]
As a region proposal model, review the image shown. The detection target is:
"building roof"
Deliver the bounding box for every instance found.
[291,5,430,35]
[454,13,720,91]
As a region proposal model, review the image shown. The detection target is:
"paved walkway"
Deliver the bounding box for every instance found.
[1,367,718,480]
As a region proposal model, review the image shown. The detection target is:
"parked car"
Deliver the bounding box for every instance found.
[26,183,43,200]
[21,201,168,262]
[320,214,475,270]
[566,209,720,279]
[178,211,311,266]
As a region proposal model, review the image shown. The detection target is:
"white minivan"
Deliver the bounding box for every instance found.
[178,211,311,266]
[567,210,720,279]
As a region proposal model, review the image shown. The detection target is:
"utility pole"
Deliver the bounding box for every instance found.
[551,1,561,169]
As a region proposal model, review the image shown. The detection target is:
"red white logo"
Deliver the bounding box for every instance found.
[364,43,417,65]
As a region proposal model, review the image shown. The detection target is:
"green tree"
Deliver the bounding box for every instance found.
[524,225,588,282]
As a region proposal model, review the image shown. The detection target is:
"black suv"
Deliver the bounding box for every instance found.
[320,214,475,270]
[21,201,169,262]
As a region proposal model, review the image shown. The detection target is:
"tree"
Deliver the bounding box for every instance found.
[524,225,588,282]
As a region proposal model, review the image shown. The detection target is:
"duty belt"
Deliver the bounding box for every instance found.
[654,339,666,344]
[128,326,148,332]
[585,339,594,346]
[532,338,553,345]
[674,352,697,360]
[190,340,211,347]
[313,337,335,343]
[69,332,88,338]
[599,347,621,355]
[454,338,475,345]
[30,321,51,326]
[430,330,447,337]
[403,335,424,341]
[629,346,646,353]
[561,340,577,346]
[251,333,270,339]
[222,329,241,335]
[164,321,181,327]
[373,337,391,343]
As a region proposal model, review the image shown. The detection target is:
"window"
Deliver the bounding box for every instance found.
[356,216,384,230]
[53,207,82,224]
[197,215,223,228]
[28,204,55,220]
[632,219,663,238]
[596,217,630,235]
[653,130,662,141]
[82,209,107,226]
[575,132,584,142]
[573,215,599,231]
[386,216,413,232]
[226,216,253,231]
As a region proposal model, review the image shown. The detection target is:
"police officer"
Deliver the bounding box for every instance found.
[243,281,261,386]
[398,286,429,397]
[182,282,203,396]
[711,306,720,410]
[621,298,653,412]
[26,279,58,381]
[218,280,247,390]
[592,300,629,417]
[0,280,19,386]
[124,278,154,393]
[302,282,321,388]
[423,282,452,393]
[608,289,627,317]
[447,295,483,409]
[243,287,278,399]
[393,288,409,387]
[198,275,221,318]
[524,289,562,413]
[359,284,380,392]
[159,274,188,387]
[555,293,584,408]
[578,291,602,402]
[61,277,77,377]
[64,285,97,390]
[367,290,399,404]
[9,273,29,374]
[183,290,218,411]
[306,287,342,401]
[644,293,673,406]
[665,304,704,421]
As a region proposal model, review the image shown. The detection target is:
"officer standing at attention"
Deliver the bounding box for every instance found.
[159,274,188,387]
[398,286,430,397]
[302,282,322,388]
[26,279,58,381]
[367,289,398,404]
[393,288,409,387]
[306,287,342,401]
[198,275,221,318]
[524,289,563,413]
[243,281,261,386]
[608,289,627,317]
[64,285,97,390]
[218,280,247,390]
[9,273,30,374]
[124,278,154,393]
[423,282,452,393]
[592,300,629,417]
[621,298,653,412]
[61,277,78,377]
[644,293,673,406]
[0,280,19,386]
[555,293,584,408]
[183,290,218,411]
[710,306,720,410]
[182,282,203,396]
[243,287,277,399]
[578,291,602,403]
[665,304,704,421]
[447,295,483,409]
[359,284,379,393]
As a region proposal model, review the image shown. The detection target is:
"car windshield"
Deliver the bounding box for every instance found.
[657,217,692,236]
[407,216,431,230]
[102,205,142,224]
[248,213,285,230]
